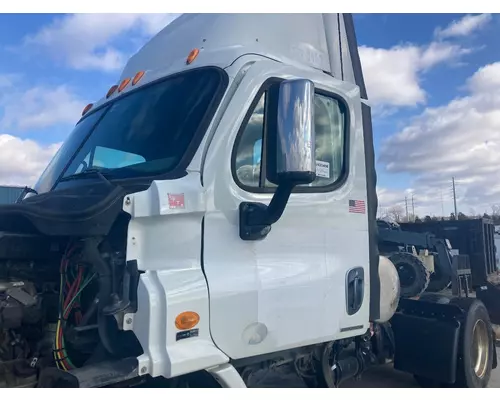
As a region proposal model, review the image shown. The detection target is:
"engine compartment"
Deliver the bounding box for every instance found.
[0,211,143,387]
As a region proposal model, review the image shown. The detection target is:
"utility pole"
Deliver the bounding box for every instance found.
[405,196,409,222]
[411,195,415,222]
[440,188,444,217]
[452,177,458,217]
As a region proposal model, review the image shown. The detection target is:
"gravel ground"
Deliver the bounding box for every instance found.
[254,346,500,388]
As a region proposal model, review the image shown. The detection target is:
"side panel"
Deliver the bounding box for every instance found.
[123,174,229,379]
[202,61,370,360]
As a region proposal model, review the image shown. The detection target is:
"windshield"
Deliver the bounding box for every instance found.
[33,67,226,194]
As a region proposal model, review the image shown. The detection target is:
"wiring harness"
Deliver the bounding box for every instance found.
[53,244,96,371]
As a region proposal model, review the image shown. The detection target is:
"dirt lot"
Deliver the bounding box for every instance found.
[255,346,500,388]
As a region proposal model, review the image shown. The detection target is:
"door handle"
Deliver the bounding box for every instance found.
[346,268,364,315]
[352,277,359,309]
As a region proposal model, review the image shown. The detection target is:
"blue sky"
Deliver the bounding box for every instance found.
[0,13,498,218]
[356,15,496,183]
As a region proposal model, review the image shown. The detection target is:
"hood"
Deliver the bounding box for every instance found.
[0,182,128,237]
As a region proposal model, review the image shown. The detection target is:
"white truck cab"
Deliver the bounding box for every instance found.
[0,14,495,389]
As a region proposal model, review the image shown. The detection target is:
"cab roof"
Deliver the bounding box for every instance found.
[89,13,367,112]
[120,13,366,97]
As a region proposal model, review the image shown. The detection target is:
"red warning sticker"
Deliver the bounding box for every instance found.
[168,193,185,209]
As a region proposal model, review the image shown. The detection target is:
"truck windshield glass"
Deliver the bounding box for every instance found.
[33,68,226,194]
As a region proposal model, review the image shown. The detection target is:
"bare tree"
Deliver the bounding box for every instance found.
[492,205,500,224]
[387,205,405,223]
[469,208,481,218]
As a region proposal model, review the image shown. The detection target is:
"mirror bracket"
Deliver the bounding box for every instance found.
[239,202,272,241]
[239,183,294,241]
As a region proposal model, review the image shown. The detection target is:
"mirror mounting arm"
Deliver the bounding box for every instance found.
[239,182,294,241]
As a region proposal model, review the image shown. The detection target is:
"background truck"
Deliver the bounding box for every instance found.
[377,219,455,297]
[400,218,498,290]
[0,13,496,388]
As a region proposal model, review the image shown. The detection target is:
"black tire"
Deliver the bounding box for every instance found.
[388,252,430,298]
[449,297,494,388]
[426,256,452,293]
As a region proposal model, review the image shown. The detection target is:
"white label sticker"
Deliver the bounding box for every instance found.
[316,160,330,179]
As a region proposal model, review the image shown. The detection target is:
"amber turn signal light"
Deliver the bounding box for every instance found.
[175,311,200,330]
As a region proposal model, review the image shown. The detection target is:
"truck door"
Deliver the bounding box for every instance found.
[202,61,370,360]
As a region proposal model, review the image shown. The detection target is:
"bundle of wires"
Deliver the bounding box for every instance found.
[53,244,96,371]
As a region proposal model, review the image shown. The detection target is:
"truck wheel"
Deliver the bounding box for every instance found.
[450,298,494,388]
[388,252,430,298]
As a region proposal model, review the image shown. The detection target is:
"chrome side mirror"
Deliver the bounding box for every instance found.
[275,79,316,185]
[239,79,317,241]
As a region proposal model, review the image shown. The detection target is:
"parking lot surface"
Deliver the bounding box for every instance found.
[254,347,500,388]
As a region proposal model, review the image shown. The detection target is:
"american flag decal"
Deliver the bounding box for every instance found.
[168,193,185,209]
[349,199,366,214]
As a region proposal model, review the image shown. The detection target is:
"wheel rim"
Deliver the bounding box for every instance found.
[471,319,489,378]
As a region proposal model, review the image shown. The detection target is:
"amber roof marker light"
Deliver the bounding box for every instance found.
[186,48,200,65]
[82,103,93,116]
[132,71,145,86]
[118,77,131,93]
[106,85,118,98]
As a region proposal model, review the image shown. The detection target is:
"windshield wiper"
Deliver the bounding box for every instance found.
[59,168,113,186]
[15,186,38,203]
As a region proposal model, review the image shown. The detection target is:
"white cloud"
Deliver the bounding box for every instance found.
[23,13,180,72]
[360,45,424,108]
[360,41,471,109]
[377,184,461,219]
[0,85,86,130]
[467,62,500,92]
[378,61,500,216]
[435,14,492,39]
[0,134,60,186]
[377,187,411,210]
[419,42,472,70]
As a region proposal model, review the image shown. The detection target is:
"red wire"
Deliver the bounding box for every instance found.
[64,267,79,308]
[64,267,83,318]
[57,242,79,371]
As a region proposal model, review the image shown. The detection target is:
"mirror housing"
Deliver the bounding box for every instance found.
[273,79,316,186]
[239,79,317,241]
